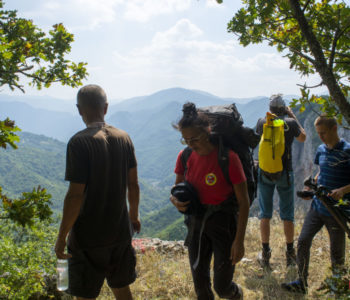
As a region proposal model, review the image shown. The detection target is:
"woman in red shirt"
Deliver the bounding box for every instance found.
[170,102,249,300]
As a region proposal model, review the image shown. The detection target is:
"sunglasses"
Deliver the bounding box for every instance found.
[180,133,205,145]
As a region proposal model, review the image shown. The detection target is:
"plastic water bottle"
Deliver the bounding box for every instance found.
[56,259,69,291]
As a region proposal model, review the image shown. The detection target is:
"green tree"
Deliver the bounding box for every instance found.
[0,1,87,92]
[0,0,87,226]
[0,1,87,297]
[220,0,350,124]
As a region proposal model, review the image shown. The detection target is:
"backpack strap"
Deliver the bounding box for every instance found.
[282,119,291,186]
[180,146,193,178]
[217,137,232,188]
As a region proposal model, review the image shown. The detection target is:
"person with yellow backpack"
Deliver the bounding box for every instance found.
[255,94,306,270]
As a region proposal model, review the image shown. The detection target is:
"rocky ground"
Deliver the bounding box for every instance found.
[132,238,186,255]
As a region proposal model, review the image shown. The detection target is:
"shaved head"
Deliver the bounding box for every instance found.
[77,84,107,110]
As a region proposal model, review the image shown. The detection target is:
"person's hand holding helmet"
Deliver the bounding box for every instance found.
[170,194,190,213]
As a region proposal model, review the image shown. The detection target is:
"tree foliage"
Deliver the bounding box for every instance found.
[0,1,88,296]
[0,0,88,160]
[0,185,52,227]
[221,0,350,124]
[0,221,59,299]
[0,118,20,149]
[0,1,87,92]
[0,0,87,227]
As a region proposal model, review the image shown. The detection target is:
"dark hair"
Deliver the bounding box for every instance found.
[270,106,287,116]
[173,102,209,131]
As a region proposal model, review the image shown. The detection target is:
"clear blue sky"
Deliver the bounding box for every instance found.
[5,0,325,102]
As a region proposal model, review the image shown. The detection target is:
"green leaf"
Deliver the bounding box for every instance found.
[2,51,12,59]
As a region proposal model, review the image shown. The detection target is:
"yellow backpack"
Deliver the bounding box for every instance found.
[258,112,285,180]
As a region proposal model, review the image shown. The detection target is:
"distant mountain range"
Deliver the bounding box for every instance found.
[0,90,298,183]
[1,87,298,134]
[0,87,296,182]
[0,94,77,114]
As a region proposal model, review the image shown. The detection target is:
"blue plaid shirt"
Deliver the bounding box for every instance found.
[311,139,350,216]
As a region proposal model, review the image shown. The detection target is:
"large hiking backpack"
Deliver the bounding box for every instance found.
[258,112,286,181]
[181,103,260,205]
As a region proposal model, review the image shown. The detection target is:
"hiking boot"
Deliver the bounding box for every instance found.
[231,284,243,299]
[257,249,271,270]
[281,279,307,294]
[286,248,296,267]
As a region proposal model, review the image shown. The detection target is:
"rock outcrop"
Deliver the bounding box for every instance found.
[132,238,186,254]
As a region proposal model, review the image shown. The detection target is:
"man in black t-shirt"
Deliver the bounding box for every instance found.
[255,94,306,270]
[55,84,140,300]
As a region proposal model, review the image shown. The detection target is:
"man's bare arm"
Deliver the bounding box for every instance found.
[175,174,184,184]
[55,182,85,259]
[329,184,350,200]
[128,167,141,233]
[285,106,306,142]
[231,181,250,265]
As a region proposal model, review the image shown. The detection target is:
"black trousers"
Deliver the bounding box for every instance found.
[297,208,345,282]
[186,211,238,300]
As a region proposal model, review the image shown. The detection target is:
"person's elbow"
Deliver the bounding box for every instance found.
[234,181,250,209]
[296,131,306,143]
[127,167,139,191]
[239,194,250,211]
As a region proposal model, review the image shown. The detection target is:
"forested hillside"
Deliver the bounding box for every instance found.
[0,132,67,210]
[0,132,169,217]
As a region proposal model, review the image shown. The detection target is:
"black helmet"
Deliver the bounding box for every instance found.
[171,181,204,216]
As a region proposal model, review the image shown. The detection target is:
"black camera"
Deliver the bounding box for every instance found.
[296,190,314,198]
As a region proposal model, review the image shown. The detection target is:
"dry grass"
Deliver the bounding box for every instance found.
[98,216,349,300]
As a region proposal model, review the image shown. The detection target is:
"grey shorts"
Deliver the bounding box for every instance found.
[67,240,136,298]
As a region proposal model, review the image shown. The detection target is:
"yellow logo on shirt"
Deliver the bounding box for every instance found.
[205,173,217,186]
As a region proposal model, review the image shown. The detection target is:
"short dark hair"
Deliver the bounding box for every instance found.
[173,102,209,132]
[314,114,337,129]
[77,84,107,110]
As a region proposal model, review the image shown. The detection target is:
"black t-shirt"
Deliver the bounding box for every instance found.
[65,124,137,249]
[256,117,301,170]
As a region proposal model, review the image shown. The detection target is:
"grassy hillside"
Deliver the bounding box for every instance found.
[99,217,350,300]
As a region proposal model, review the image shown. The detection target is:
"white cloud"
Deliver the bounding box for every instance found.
[22,0,120,30]
[205,0,222,8]
[18,0,192,29]
[153,19,203,44]
[102,19,301,98]
[8,0,313,99]
[123,0,191,22]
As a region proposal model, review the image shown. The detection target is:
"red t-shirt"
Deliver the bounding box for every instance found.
[174,147,246,205]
